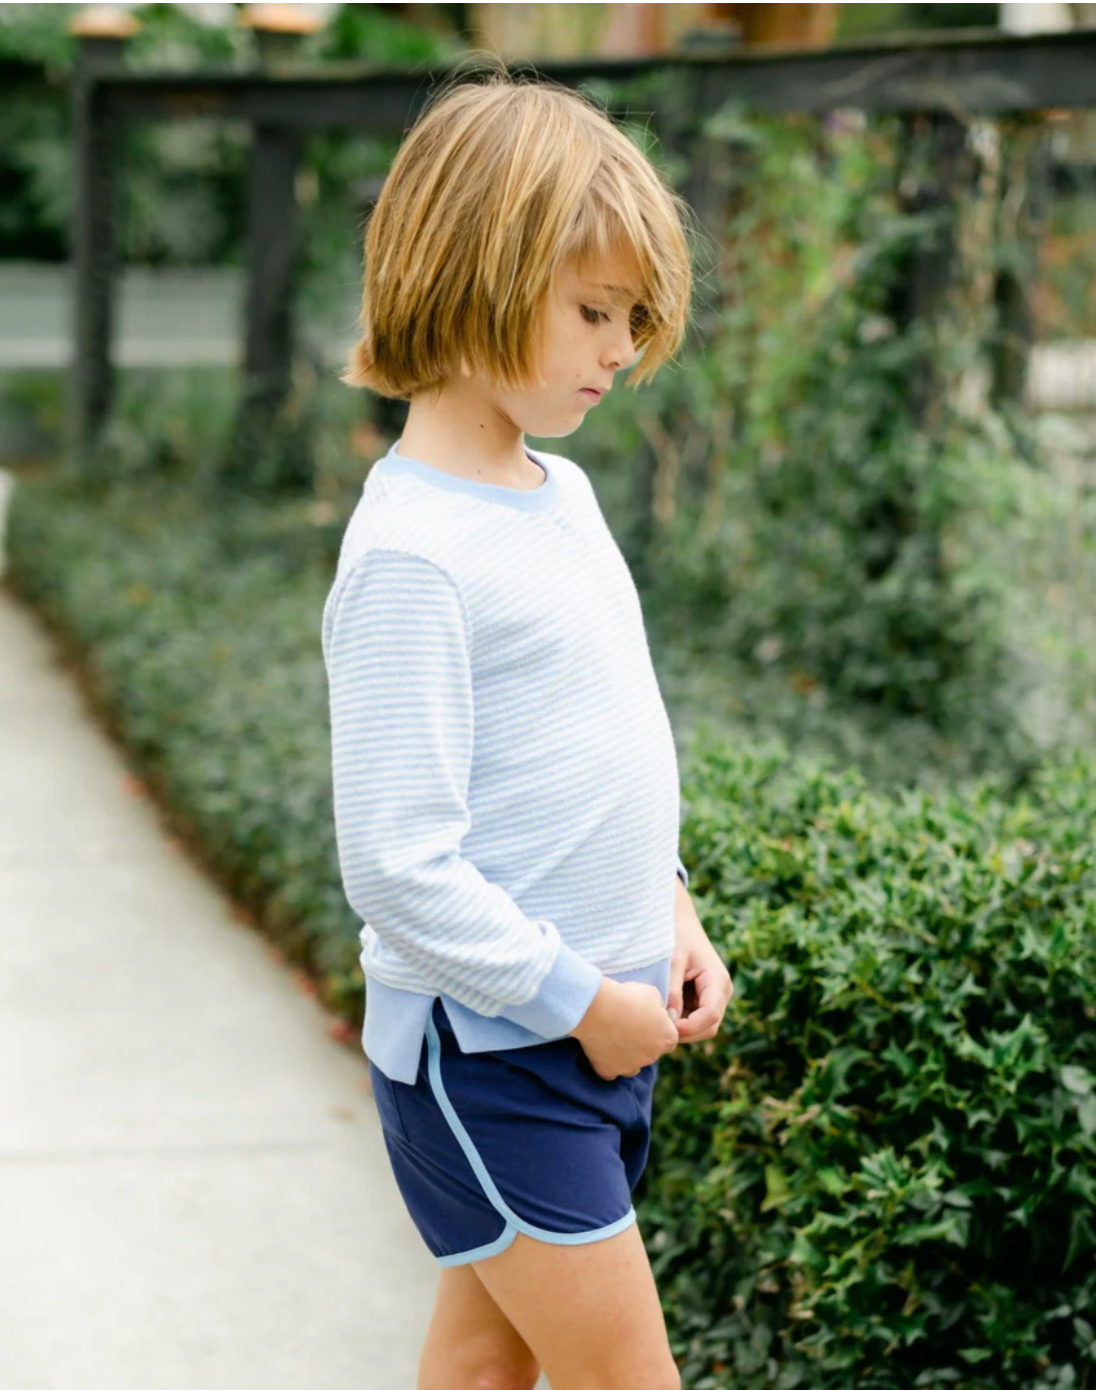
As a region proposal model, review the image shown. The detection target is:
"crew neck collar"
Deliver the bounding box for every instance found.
[375,440,562,513]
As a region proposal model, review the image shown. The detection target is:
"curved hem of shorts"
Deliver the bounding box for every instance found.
[424,1004,638,1265]
[436,1207,638,1267]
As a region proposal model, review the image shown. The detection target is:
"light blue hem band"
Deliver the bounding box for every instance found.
[495,937,605,1037]
[423,1006,638,1268]
[363,955,673,1085]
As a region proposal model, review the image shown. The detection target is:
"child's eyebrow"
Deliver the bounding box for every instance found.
[587,283,642,301]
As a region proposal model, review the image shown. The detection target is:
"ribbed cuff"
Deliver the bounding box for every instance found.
[675,858,689,890]
[497,938,605,1039]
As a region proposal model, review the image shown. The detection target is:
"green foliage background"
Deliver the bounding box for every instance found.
[7,469,1096,1387]
[0,2,456,267]
[4,8,1096,1386]
[645,738,1096,1389]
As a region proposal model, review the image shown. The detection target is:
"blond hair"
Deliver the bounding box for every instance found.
[343,59,698,400]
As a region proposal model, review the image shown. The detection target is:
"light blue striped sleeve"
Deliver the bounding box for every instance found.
[323,548,605,1037]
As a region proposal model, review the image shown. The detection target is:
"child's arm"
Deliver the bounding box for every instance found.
[323,548,604,1038]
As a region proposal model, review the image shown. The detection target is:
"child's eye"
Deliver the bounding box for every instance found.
[580,305,609,325]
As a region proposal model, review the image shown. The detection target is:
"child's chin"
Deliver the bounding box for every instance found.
[530,418,581,440]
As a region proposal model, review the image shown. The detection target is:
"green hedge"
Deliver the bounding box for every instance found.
[6,467,1096,1388]
[649,735,1096,1389]
[4,469,366,1018]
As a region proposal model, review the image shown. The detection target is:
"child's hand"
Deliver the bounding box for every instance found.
[569,979,679,1080]
[669,883,734,1043]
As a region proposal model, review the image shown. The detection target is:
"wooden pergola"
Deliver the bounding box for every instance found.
[69,22,1096,464]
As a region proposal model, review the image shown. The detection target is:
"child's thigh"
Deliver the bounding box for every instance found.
[470,1224,681,1390]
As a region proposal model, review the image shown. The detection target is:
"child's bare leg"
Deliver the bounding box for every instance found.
[471,1224,681,1390]
[418,1263,542,1390]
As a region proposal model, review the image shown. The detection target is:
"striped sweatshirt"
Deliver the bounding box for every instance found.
[320,439,688,1084]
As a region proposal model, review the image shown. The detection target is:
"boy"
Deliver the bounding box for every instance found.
[322,62,733,1390]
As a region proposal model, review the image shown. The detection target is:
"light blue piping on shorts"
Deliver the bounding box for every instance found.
[423,1004,638,1269]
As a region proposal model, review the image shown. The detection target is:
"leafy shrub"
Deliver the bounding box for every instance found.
[4,468,365,1017]
[577,102,1080,777]
[646,731,1096,1390]
[7,467,1096,1386]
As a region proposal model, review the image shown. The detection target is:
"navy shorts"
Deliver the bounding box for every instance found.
[368,997,660,1267]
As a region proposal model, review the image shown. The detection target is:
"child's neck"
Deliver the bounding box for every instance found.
[398,384,539,488]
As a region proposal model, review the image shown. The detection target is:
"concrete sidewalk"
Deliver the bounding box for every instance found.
[0,473,445,1389]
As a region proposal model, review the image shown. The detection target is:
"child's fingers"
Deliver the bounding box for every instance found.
[675,975,728,1039]
[675,1005,721,1039]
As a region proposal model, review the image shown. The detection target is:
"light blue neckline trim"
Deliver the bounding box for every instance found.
[376,440,562,513]
[423,1008,637,1267]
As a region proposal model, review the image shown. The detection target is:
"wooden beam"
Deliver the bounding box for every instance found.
[70,23,1095,462]
[95,28,1096,127]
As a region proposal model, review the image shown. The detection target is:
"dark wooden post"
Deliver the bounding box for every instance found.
[621,64,696,573]
[228,4,324,491]
[622,59,735,561]
[647,58,729,340]
[991,116,1053,408]
[241,124,302,428]
[887,110,972,430]
[67,7,138,466]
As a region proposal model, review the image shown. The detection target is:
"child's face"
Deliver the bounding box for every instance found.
[495,252,642,439]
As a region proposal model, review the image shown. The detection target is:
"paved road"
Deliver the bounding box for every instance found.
[0,472,460,1389]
